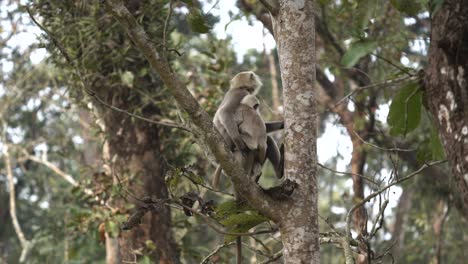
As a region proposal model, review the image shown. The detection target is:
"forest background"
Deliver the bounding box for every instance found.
[0,0,466,263]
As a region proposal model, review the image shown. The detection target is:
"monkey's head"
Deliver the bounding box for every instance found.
[241,94,260,110]
[230,71,263,94]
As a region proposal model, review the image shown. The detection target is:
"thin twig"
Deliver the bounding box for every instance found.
[335,75,419,107]
[345,160,446,237]
[162,0,173,56]
[23,152,116,211]
[180,171,234,197]
[200,242,236,264]
[351,131,415,152]
[318,162,379,187]
[241,242,271,258]
[371,52,413,77]
[205,0,220,15]
[259,251,283,264]
[369,199,389,238]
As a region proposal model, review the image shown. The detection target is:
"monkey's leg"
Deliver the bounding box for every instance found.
[265,121,284,133]
[266,136,283,179]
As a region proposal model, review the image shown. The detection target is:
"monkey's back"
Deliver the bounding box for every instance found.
[213,88,250,149]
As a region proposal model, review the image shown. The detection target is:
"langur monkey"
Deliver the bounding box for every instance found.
[234,94,267,182]
[212,71,283,187]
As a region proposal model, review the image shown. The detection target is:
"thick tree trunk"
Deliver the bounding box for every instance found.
[424,0,468,217]
[273,1,320,263]
[100,106,177,264]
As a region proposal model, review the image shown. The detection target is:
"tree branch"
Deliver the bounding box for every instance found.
[103,0,280,221]
[23,151,116,211]
[345,160,447,237]
[200,242,236,264]
[2,143,31,262]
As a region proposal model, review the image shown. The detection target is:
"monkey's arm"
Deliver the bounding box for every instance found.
[265,121,284,133]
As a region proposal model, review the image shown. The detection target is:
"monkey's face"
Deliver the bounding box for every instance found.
[230,71,263,94]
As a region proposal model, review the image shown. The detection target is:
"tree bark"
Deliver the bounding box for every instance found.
[391,187,414,262]
[97,103,177,264]
[272,1,320,263]
[423,0,468,217]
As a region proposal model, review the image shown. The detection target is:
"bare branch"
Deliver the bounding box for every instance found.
[369,199,389,238]
[2,143,31,262]
[23,152,116,211]
[345,160,447,237]
[335,75,420,107]
[318,162,379,187]
[260,251,283,264]
[162,0,174,56]
[350,131,415,153]
[200,242,236,264]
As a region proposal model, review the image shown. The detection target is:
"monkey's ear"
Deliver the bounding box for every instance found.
[250,72,254,80]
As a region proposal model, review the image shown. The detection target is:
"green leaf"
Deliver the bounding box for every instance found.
[429,126,445,160]
[221,212,268,243]
[387,81,423,136]
[341,40,378,67]
[214,200,251,220]
[220,212,267,227]
[187,8,211,34]
[390,0,422,16]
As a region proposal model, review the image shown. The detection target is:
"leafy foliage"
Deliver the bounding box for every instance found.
[187,8,212,34]
[387,81,422,136]
[214,200,268,243]
[341,40,378,67]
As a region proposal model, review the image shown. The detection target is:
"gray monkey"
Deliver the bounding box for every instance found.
[212,71,283,187]
[234,94,267,182]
